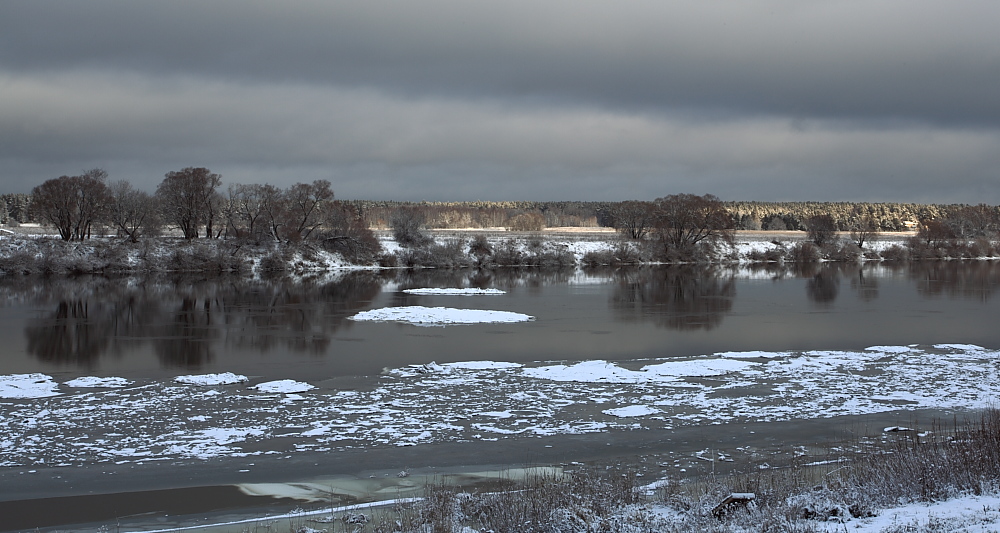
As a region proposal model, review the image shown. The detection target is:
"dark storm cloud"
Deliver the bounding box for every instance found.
[1,1,999,202]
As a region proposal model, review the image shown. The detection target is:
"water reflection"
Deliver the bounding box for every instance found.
[911,261,1000,301]
[19,273,384,368]
[802,265,840,305]
[850,268,879,302]
[610,266,736,330]
[24,299,113,367]
[6,261,1000,372]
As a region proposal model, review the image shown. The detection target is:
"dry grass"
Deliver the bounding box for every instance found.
[305,410,1000,532]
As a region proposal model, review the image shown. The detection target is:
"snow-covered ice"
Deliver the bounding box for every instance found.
[349,306,534,326]
[0,374,60,399]
[3,345,999,469]
[64,376,132,388]
[402,288,505,295]
[174,373,249,385]
[603,405,660,418]
[251,380,315,394]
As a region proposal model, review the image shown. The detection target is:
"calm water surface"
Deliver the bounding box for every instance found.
[1,262,998,381]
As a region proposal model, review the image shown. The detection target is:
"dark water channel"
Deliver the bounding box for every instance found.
[1,261,999,531]
[2,262,999,381]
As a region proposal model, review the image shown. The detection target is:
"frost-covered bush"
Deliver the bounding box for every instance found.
[788,242,821,262]
[830,242,862,262]
[880,244,909,262]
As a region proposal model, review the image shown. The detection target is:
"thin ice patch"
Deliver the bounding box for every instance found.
[349,306,533,326]
[0,374,61,399]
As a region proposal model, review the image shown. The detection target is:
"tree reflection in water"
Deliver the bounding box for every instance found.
[795,263,841,305]
[609,266,736,330]
[20,272,384,368]
[910,261,1000,301]
[24,299,113,366]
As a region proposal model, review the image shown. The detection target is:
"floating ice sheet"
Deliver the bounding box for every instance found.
[64,377,132,388]
[0,373,60,399]
[174,373,248,385]
[402,288,505,295]
[4,345,1000,469]
[349,306,533,326]
[251,380,315,394]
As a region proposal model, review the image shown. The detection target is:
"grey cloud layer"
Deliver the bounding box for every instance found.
[2,1,999,201]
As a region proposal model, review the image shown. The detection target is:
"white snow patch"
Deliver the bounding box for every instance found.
[0,374,61,398]
[251,380,315,394]
[64,376,132,388]
[521,360,644,383]
[174,373,249,386]
[402,288,505,295]
[522,357,756,383]
[935,343,986,352]
[866,345,918,353]
[349,306,533,326]
[603,405,660,418]
[642,358,758,378]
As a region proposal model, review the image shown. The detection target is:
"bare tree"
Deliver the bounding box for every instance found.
[284,180,334,241]
[107,180,159,242]
[155,167,222,239]
[610,201,656,240]
[849,215,880,248]
[651,194,735,253]
[224,183,270,242]
[30,169,110,241]
[806,214,838,247]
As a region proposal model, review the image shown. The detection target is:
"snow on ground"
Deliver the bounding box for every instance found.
[2,345,999,469]
[402,288,505,295]
[349,306,534,326]
[813,493,1000,532]
[174,373,248,385]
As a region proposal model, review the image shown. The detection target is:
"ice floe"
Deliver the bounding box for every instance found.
[603,405,660,418]
[174,373,249,385]
[0,373,60,399]
[3,345,1000,469]
[64,376,132,388]
[349,306,534,326]
[402,288,505,295]
[251,380,315,394]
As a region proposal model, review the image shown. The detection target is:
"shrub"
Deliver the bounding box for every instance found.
[468,234,492,258]
[390,209,433,248]
[789,241,821,262]
[319,223,382,264]
[880,244,909,262]
[830,242,862,262]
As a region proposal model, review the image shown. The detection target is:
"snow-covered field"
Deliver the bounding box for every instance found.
[2,344,997,470]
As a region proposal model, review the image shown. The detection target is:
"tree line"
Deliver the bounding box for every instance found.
[9,167,381,261]
[3,170,998,241]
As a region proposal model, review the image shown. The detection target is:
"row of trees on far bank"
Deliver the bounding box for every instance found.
[5,170,999,252]
[21,167,381,261]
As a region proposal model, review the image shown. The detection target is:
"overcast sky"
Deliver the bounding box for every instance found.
[2,1,999,202]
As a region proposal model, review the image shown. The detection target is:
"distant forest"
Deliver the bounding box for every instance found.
[2,192,998,233]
